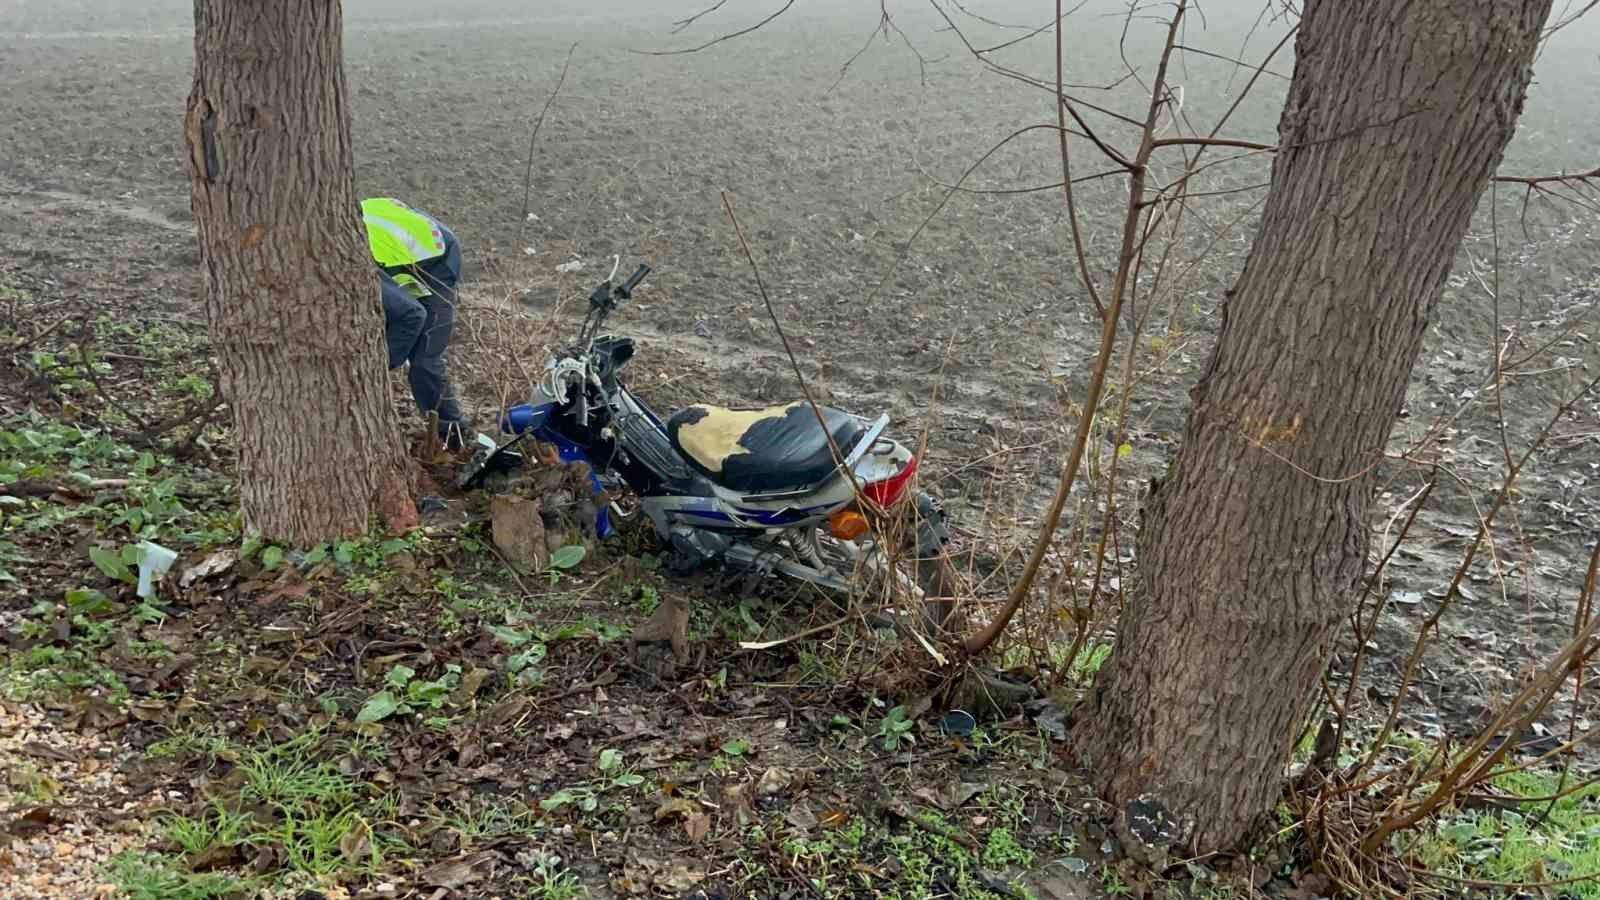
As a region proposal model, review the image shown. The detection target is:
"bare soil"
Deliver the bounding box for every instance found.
[3,1,1600,897]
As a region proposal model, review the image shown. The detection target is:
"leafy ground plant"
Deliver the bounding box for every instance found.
[356,662,461,726]
[1396,768,1600,895]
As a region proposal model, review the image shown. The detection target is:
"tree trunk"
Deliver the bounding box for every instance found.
[185,0,416,545]
[1071,0,1551,853]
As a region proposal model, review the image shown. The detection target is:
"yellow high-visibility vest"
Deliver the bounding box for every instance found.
[362,197,446,267]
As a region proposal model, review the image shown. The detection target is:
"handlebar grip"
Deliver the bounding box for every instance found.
[620,263,651,296]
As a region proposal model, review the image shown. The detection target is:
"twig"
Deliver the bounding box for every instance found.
[1150,135,1275,151]
[1354,379,1600,852]
[719,192,849,478]
[1493,164,1600,187]
[76,328,156,434]
[520,43,578,233]
[1172,43,1290,79]
[1334,475,1436,760]
[671,0,729,32]
[1543,0,1600,40]
[944,0,1030,31]
[633,0,796,56]
[736,616,847,651]
[971,0,1091,56]
[0,478,129,499]
[481,538,536,597]
[7,311,75,354]
[1054,0,1106,319]
[964,1,1190,656]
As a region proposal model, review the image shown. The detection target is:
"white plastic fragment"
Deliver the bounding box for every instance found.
[136,541,178,599]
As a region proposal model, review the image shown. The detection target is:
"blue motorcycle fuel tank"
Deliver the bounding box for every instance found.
[496,401,616,540]
[501,402,555,435]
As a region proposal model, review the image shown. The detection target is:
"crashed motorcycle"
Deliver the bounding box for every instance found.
[460,259,954,626]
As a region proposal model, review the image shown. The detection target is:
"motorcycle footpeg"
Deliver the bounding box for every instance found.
[913,492,951,554]
[458,446,526,491]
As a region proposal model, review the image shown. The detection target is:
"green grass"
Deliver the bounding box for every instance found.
[105,852,258,900]
[1398,768,1600,895]
[747,781,1052,900]
[113,730,406,896]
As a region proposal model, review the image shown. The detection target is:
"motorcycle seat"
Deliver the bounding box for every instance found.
[667,401,865,494]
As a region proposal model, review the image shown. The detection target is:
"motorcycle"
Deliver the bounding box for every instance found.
[460,259,955,627]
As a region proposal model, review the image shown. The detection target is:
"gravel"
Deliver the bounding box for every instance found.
[1,700,154,899]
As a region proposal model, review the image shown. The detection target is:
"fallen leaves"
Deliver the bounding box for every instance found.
[339,819,372,865]
[911,781,987,811]
[756,766,794,797]
[419,850,500,889]
[618,855,706,894]
[683,810,711,843]
[5,806,54,837]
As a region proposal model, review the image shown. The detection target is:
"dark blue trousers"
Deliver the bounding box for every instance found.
[380,231,465,435]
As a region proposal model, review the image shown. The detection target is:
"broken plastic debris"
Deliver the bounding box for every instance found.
[523,246,538,256]
[555,259,585,274]
[136,541,178,599]
[937,710,976,737]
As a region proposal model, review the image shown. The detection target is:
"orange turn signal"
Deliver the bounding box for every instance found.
[829,509,870,541]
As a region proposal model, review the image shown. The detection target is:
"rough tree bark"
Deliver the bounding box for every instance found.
[1071,0,1553,853]
[185,0,417,545]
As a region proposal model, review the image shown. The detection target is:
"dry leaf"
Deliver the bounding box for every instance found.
[913,781,988,811]
[10,807,53,835]
[654,797,697,822]
[339,818,371,864]
[785,801,819,831]
[420,851,497,888]
[455,667,492,703]
[756,766,793,797]
[683,812,710,843]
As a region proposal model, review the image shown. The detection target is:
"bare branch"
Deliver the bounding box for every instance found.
[1140,180,1271,206]
[1543,0,1600,40]
[632,0,796,56]
[1173,43,1290,79]
[1493,164,1600,187]
[866,123,1084,306]
[1061,99,1136,169]
[720,192,853,490]
[929,0,1149,120]
[914,166,1125,196]
[1151,135,1275,151]
[971,0,1091,55]
[671,0,730,33]
[1056,0,1106,319]
[520,43,577,232]
[945,0,1031,30]
[828,20,886,95]
[965,0,1193,657]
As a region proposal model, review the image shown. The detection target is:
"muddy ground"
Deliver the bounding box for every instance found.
[3,0,1600,897]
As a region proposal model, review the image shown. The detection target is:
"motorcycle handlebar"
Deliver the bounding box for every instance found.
[619,263,651,298]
